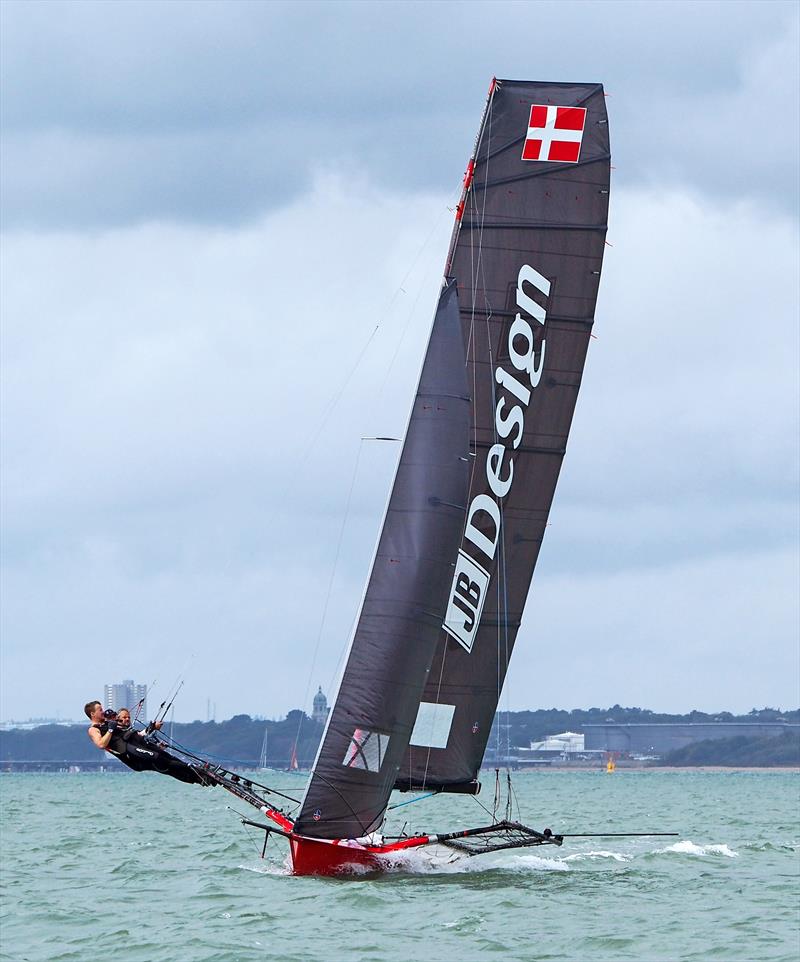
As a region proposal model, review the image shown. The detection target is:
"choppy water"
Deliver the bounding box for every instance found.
[1,770,798,962]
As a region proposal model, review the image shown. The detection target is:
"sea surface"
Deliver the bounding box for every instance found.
[1,770,798,962]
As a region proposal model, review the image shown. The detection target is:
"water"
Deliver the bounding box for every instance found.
[1,770,798,962]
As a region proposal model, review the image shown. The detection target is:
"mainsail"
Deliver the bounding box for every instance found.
[296,78,610,839]
[397,80,611,790]
[294,280,470,839]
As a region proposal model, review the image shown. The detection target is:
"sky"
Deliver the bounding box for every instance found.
[1,0,798,723]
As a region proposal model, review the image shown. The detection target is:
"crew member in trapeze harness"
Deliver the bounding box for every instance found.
[84,700,211,786]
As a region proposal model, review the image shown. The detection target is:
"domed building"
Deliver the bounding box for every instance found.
[312,687,329,726]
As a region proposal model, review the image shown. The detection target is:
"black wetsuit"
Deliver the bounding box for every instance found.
[94,723,208,786]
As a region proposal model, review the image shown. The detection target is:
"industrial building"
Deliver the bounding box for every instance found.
[529,731,586,753]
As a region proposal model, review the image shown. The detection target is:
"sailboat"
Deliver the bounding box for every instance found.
[195,78,636,874]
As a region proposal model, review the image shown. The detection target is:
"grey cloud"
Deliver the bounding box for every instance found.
[1,174,797,719]
[1,0,797,229]
[515,547,800,714]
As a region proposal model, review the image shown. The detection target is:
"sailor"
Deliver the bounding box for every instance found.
[84,700,211,786]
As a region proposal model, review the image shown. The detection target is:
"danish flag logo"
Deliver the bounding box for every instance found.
[522,105,587,163]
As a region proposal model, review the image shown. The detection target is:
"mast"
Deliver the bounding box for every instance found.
[259,728,268,770]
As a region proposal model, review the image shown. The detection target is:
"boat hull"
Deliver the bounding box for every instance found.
[290,835,381,875]
[289,832,431,876]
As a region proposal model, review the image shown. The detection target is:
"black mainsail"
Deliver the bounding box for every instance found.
[294,280,470,839]
[121,83,676,873]
[295,77,610,841]
[396,80,611,791]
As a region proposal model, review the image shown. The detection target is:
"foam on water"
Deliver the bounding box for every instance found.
[655,839,739,858]
[236,844,573,877]
[377,845,571,874]
[238,861,290,876]
[563,849,632,863]
[237,840,742,877]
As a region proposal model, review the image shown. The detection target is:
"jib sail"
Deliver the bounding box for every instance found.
[294,280,470,839]
[396,79,611,791]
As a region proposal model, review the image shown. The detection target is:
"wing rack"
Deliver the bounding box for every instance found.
[434,820,563,855]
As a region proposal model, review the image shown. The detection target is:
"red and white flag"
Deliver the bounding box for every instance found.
[521,105,587,163]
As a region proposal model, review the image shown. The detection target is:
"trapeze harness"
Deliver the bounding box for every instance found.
[93,722,209,786]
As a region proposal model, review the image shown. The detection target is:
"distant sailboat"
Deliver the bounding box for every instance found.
[259,728,268,771]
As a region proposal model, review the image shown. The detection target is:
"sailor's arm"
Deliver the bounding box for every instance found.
[88,726,113,750]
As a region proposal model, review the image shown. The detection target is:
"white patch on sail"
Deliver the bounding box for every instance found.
[342,728,386,772]
[442,550,490,652]
[409,702,456,749]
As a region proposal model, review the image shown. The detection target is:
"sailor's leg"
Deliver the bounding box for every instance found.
[112,750,147,772]
[149,747,210,785]
[121,741,212,785]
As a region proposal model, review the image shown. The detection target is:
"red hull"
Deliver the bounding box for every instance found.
[289,833,431,876]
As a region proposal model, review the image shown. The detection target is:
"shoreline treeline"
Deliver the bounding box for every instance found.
[1,705,798,769]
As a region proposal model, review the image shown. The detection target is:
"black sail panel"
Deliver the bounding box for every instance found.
[396,79,611,790]
[295,280,470,838]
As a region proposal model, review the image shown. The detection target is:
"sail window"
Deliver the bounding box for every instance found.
[342,728,387,772]
[410,702,456,749]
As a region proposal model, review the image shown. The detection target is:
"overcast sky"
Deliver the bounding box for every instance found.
[1,0,798,723]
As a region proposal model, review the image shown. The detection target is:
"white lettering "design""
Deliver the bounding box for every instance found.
[442,264,549,652]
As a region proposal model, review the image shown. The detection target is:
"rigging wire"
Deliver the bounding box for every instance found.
[373,195,460,406]
[149,654,196,728]
[291,191,463,795]
[387,790,438,812]
[470,784,501,823]
[231,805,273,860]
[296,190,461,471]
[148,729,302,807]
[290,439,367,760]
[133,674,157,726]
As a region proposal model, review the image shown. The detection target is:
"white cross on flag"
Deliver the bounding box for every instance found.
[521,105,587,163]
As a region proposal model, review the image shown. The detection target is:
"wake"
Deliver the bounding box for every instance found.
[236,837,739,877]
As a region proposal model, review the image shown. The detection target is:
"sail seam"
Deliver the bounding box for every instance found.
[471,152,612,190]
[460,222,607,232]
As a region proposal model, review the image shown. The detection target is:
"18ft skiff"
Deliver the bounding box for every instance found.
[163,79,675,875]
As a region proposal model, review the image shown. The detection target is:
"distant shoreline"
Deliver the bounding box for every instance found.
[3,764,799,775]
[536,764,800,773]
